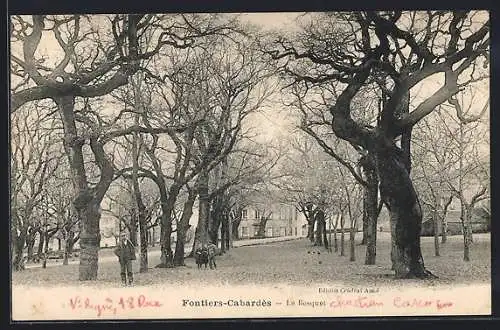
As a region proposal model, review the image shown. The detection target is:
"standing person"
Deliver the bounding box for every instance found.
[114,231,136,286]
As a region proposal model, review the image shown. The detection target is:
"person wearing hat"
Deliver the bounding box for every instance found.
[114,231,136,285]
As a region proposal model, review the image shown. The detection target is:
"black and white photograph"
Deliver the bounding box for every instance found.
[9,10,491,320]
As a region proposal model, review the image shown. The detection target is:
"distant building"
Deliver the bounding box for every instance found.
[421,208,490,236]
[373,200,490,236]
[238,203,308,239]
[43,201,307,252]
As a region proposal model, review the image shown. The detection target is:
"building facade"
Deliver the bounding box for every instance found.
[238,203,308,239]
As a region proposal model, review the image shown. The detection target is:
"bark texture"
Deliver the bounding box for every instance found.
[375,143,433,278]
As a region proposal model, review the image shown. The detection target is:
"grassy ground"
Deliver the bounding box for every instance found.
[11,233,490,289]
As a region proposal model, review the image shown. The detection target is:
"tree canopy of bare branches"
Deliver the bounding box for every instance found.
[267,11,489,278]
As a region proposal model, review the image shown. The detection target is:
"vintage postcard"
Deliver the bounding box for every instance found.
[10,11,490,320]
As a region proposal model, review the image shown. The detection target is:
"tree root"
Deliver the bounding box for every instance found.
[419,269,438,279]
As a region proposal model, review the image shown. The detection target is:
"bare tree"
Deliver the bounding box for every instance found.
[439,90,489,261]
[413,85,489,261]
[43,168,81,265]
[10,103,62,270]
[275,135,340,247]
[10,14,236,280]
[412,112,458,256]
[208,139,282,250]
[189,29,276,250]
[289,77,382,263]
[268,11,489,278]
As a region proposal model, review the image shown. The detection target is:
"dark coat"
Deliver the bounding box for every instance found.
[114,240,136,262]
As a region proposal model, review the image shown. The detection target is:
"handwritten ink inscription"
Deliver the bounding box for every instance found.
[330,296,384,308]
[63,293,453,317]
[67,295,163,316]
[392,297,454,310]
[327,296,453,310]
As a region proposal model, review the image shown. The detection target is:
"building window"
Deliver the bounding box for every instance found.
[242,209,248,219]
[255,210,260,219]
[242,227,248,237]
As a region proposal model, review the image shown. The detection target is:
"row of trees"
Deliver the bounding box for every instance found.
[10,11,490,281]
[412,86,489,261]
[266,11,489,278]
[11,102,81,270]
[10,14,280,279]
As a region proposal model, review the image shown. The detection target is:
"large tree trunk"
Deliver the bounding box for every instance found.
[159,201,175,268]
[210,158,228,248]
[228,210,233,248]
[37,231,45,256]
[322,218,328,248]
[187,227,198,258]
[195,170,210,250]
[364,188,378,265]
[230,208,242,240]
[256,215,269,238]
[328,215,332,252]
[173,188,196,266]
[333,214,339,253]
[361,154,379,265]
[222,205,231,250]
[350,226,356,262]
[157,183,181,268]
[69,233,79,254]
[220,220,226,254]
[26,229,37,262]
[361,204,368,245]
[340,211,345,256]
[375,143,433,279]
[159,218,172,266]
[76,200,102,280]
[305,203,316,242]
[10,225,16,269]
[438,196,454,245]
[12,230,27,271]
[314,209,327,248]
[128,210,138,246]
[433,206,440,257]
[63,233,71,266]
[209,198,223,246]
[57,96,113,281]
[42,231,53,269]
[345,190,357,262]
[315,220,321,246]
[131,127,148,272]
[62,227,77,266]
[220,211,230,254]
[441,218,448,243]
[307,221,315,242]
[138,212,148,272]
[462,205,473,262]
[314,218,323,246]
